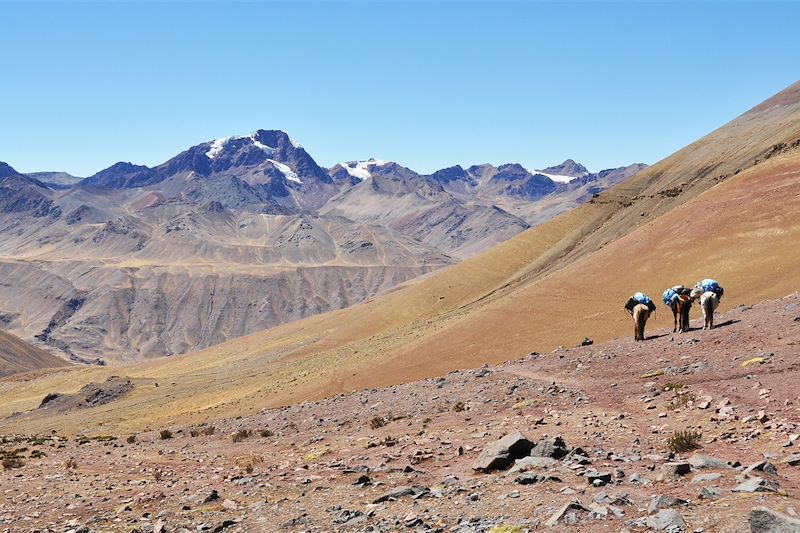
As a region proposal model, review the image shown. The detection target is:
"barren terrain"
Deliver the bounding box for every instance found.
[2,294,799,532]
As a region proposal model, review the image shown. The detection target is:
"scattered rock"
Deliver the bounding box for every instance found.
[657,462,691,481]
[585,471,612,486]
[202,490,220,503]
[514,473,561,485]
[782,454,800,467]
[688,454,734,470]
[733,477,780,493]
[648,494,688,515]
[749,506,800,532]
[742,460,778,477]
[509,456,557,473]
[648,508,686,532]
[545,500,588,527]
[372,486,428,503]
[473,430,535,472]
[530,436,569,460]
[691,473,722,484]
[698,487,723,500]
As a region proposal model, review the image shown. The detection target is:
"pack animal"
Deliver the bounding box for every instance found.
[700,291,719,330]
[632,304,651,341]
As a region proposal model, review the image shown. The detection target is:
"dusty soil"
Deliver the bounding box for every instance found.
[1,294,799,532]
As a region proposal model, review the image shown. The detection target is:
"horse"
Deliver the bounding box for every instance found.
[672,294,694,333]
[700,291,719,330]
[631,304,651,341]
[665,286,695,333]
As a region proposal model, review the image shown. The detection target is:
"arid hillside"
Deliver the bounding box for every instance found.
[0,81,798,435]
[0,328,68,378]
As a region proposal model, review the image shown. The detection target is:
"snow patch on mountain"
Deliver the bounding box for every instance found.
[206,137,233,159]
[528,169,578,183]
[267,159,303,184]
[249,133,276,155]
[340,159,389,180]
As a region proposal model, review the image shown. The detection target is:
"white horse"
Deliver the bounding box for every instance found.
[700,291,719,330]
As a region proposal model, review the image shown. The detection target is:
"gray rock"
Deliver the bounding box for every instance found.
[514,473,561,485]
[782,454,800,467]
[593,492,632,506]
[698,487,723,500]
[743,461,778,477]
[749,506,800,532]
[691,473,723,484]
[648,494,688,515]
[733,477,780,493]
[372,485,429,503]
[657,462,691,481]
[545,500,588,527]
[585,471,612,485]
[530,436,569,459]
[648,509,686,532]
[688,454,734,470]
[473,430,535,472]
[509,456,557,473]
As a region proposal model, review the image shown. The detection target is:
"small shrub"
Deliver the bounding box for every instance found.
[488,526,523,533]
[259,429,273,438]
[452,401,466,412]
[126,435,136,444]
[159,429,173,440]
[30,450,47,459]
[421,417,432,428]
[666,392,696,411]
[382,435,398,447]
[369,416,386,429]
[667,429,702,453]
[662,382,685,392]
[232,429,252,443]
[153,469,163,482]
[191,425,216,437]
[2,456,24,470]
[65,457,78,470]
[245,463,254,474]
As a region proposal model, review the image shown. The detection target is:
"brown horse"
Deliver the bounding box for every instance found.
[631,304,651,341]
[670,294,694,333]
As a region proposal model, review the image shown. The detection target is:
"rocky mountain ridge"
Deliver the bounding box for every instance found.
[0,138,644,365]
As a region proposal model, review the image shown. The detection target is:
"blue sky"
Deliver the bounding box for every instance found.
[2,1,798,176]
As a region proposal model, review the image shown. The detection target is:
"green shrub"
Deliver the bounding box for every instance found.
[667,429,702,453]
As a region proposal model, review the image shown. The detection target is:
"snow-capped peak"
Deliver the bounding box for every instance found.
[267,159,303,184]
[340,159,389,180]
[205,137,232,159]
[206,132,282,159]
[527,169,578,183]
[289,137,302,149]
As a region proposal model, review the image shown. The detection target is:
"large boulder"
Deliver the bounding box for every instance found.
[749,507,800,532]
[472,430,535,473]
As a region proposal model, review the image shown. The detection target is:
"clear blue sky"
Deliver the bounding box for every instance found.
[2,1,798,177]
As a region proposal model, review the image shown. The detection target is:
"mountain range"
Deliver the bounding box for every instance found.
[0,135,643,366]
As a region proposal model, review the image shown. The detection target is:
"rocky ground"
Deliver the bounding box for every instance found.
[2,294,800,532]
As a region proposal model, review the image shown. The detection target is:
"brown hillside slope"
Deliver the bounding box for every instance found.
[1,81,799,435]
[0,329,68,378]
